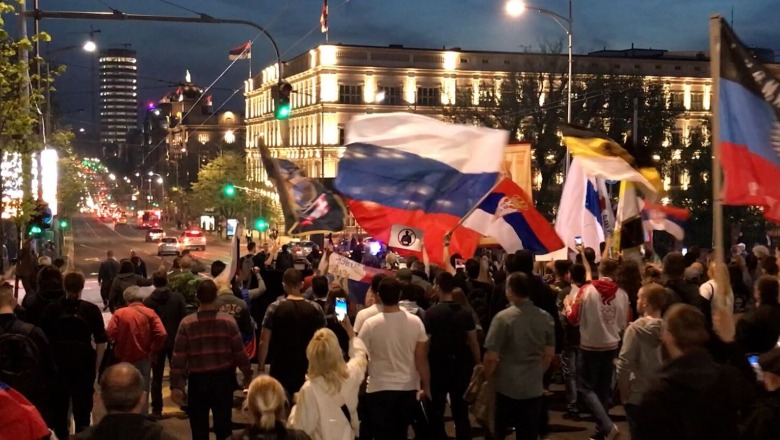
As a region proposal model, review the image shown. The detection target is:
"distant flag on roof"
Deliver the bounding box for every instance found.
[320,0,329,33]
[228,41,251,60]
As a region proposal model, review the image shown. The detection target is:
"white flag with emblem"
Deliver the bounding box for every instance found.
[388,224,424,252]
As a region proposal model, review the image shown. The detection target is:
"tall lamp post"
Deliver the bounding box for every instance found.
[148,172,165,213]
[505,0,573,176]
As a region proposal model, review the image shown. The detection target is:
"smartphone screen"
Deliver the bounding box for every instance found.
[335,298,347,321]
[574,236,583,246]
[748,354,763,381]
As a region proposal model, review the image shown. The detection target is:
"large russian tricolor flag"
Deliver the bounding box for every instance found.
[335,113,507,265]
[718,19,780,222]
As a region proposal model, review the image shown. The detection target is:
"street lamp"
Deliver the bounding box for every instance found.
[148,172,166,212]
[505,0,573,176]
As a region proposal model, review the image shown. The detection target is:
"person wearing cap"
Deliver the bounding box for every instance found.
[742,347,780,439]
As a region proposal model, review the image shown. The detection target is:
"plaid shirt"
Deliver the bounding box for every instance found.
[170,310,251,390]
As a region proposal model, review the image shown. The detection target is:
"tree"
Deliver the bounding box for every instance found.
[441,46,681,218]
[0,1,52,267]
[189,152,249,219]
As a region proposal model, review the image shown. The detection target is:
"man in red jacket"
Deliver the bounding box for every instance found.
[106,285,167,415]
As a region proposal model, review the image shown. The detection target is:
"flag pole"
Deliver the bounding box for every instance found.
[248,41,252,79]
[445,178,504,238]
[710,15,725,266]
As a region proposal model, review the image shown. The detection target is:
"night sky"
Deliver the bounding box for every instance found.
[25,0,780,131]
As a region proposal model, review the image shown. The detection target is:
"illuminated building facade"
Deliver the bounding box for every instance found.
[99,48,138,146]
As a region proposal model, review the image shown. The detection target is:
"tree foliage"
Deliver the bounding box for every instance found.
[441,46,681,218]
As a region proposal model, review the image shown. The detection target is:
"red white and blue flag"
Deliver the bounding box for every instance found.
[641,202,690,241]
[320,0,328,33]
[462,178,564,254]
[228,41,251,60]
[335,113,507,265]
[718,19,780,221]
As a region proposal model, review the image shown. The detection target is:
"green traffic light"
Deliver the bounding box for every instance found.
[29,225,42,235]
[254,218,269,232]
[275,103,291,120]
[223,184,236,197]
[59,220,68,228]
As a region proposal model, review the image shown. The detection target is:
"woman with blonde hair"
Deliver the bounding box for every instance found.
[288,318,367,440]
[233,376,311,440]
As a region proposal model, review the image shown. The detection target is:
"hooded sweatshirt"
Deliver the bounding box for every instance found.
[143,287,186,350]
[616,316,664,405]
[566,279,629,351]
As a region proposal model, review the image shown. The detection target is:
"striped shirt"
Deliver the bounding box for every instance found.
[170,310,251,390]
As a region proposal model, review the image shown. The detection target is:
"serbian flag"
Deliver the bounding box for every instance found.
[335,113,507,265]
[320,0,328,33]
[462,178,563,254]
[228,41,251,60]
[718,19,780,221]
[642,202,690,241]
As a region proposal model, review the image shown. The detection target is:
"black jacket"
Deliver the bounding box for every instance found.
[636,348,756,440]
[20,288,66,327]
[735,304,780,355]
[75,413,176,440]
[143,287,186,349]
[109,273,153,312]
[742,390,780,440]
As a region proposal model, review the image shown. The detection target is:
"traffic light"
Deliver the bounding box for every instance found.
[59,219,68,229]
[272,81,292,120]
[223,183,236,197]
[28,225,42,236]
[28,202,53,237]
[254,218,269,232]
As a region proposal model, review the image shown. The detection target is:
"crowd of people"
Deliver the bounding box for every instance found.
[2,237,780,440]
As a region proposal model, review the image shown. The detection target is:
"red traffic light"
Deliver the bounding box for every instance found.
[278,81,293,97]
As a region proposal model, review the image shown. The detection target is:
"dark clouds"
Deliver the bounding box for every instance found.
[35,0,778,128]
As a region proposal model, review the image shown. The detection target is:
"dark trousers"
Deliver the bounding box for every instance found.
[494,393,543,440]
[51,368,96,440]
[188,369,235,440]
[368,390,429,440]
[624,403,640,440]
[578,349,618,436]
[431,365,471,440]
[151,347,174,413]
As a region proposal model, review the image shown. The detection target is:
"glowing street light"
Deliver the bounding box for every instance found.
[505,0,527,17]
[82,39,96,52]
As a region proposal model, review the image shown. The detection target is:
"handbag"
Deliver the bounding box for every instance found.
[469,378,496,437]
[98,343,117,378]
[463,364,485,404]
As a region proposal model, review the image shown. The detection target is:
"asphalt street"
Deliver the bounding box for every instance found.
[69,214,235,278]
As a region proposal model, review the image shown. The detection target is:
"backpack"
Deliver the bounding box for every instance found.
[52,302,95,371]
[465,280,490,335]
[0,320,43,400]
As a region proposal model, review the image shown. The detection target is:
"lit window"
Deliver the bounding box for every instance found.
[198,133,210,144]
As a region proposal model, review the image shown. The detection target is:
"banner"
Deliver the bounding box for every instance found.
[388,224,424,252]
[328,252,390,283]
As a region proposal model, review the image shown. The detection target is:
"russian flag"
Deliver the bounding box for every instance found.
[641,202,690,241]
[718,19,780,222]
[462,178,563,254]
[335,113,507,265]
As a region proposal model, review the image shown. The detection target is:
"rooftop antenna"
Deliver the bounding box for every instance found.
[730,6,734,28]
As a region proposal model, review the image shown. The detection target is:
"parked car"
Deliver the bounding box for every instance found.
[158,237,180,256]
[117,216,128,224]
[180,230,207,251]
[145,228,165,242]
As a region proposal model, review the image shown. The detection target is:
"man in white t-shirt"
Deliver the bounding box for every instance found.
[359,276,430,440]
[354,273,387,334]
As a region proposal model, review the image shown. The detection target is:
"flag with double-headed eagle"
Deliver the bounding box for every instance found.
[462,178,564,254]
[320,0,328,33]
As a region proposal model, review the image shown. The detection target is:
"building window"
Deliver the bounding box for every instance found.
[338,84,363,104]
[461,58,468,63]
[338,126,346,145]
[674,66,682,70]
[655,65,662,69]
[378,86,402,105]
[690,93,704,111]
[482,59,489,64]
[417,87,440,106]
[198,133,210,144]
